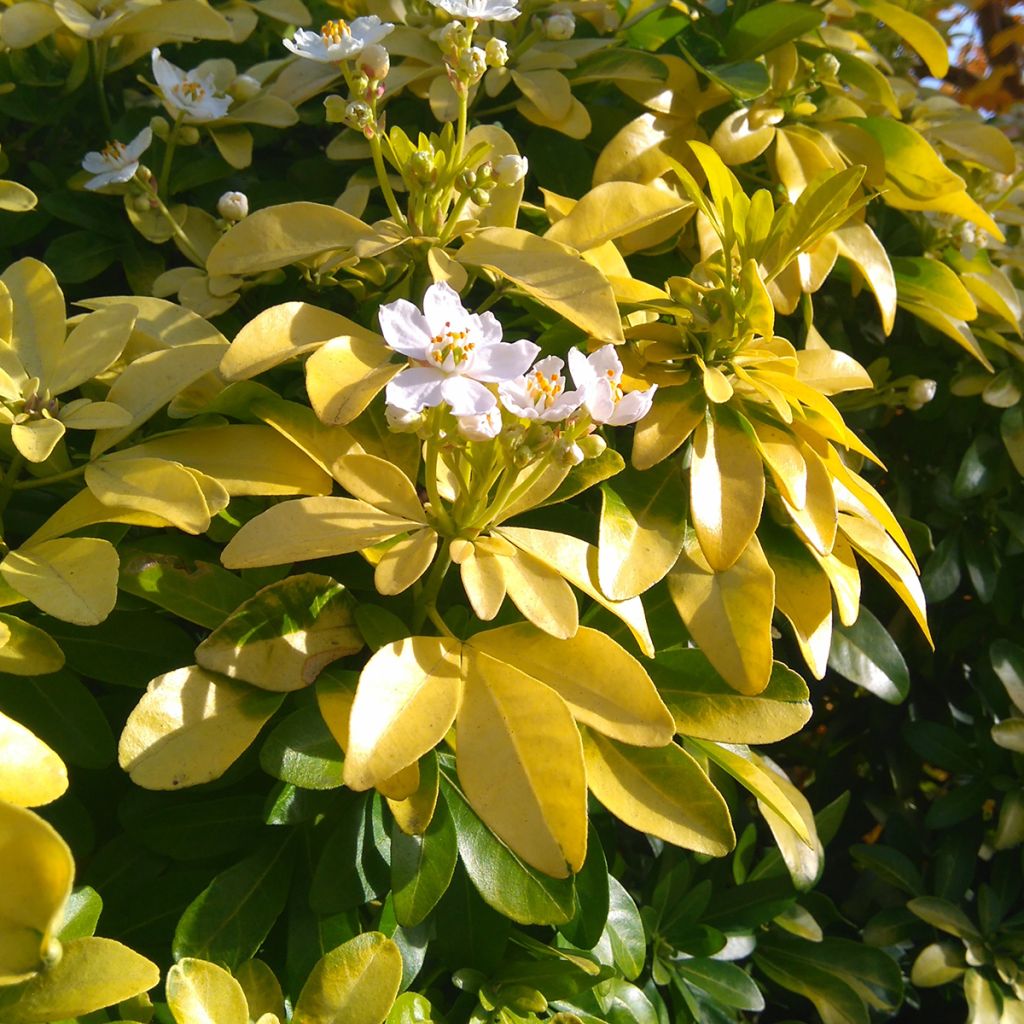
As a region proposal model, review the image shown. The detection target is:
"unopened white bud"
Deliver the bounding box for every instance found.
[494,153,528,186]
[906,378,937,410]
[459,46,488,82]
[217,191,249,221]
[485,37,509,67]
[544,12,575,40]
[555,438,584,466]
[230,74,262,101]
[386,405,425,433]
[577,433,606,458]
[458,407,503,441]
[439,21,469,55]
[360,43,390,81]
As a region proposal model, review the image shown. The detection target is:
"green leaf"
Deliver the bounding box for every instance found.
[173,834,294,970]
[724,2,824,60]
[652,649,811,743]
[432,865,511,974]
[311,792,391,912]
[827,607,910,704]
[594,877,646,980]
[57,887,103,942]
[850,844,925,896]
[992,639,1024,713]
[673,958,764,1011]
[260,705,345,789]
[442,777,576,926]
[560,827,610,950]
[391,791,458,928]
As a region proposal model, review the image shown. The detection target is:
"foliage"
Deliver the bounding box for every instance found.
[0,0,1021,1021]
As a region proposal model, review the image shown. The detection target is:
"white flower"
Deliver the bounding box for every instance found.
[81,127,152,191]
[494,153,528,186]
[568,346,657,426]
[544,12,575,39]
[485,37,509,67]
[380,282,539,416]
[284,17,394,63]
[151,49,232,122]
[499,356,581,422]
[429,0,521,22]
[457,406,503,440]
[359,43,390,80]
[217,191,248,220]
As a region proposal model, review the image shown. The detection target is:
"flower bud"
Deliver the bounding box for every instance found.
[217,190,249,221]
[409,150,436,183]
[906,378,937,410]
[458,407,503,441]
[544,12,575,40]
[791,99,817,117]
[459,46,488,82]
[815,52,841,81]
[494,153,528,186]
[577,433,607,458]
[555,438,585,466]
[438,20,469,56]
[178,125,201,145]
[470,187,491,206]
[132,193,153,211]
[149,115,170,140]
[386,404,425,433]
[458,169,478,191]
[485,37,509,67]
[360,43,390,81]
[344,100,374,130]
[229,74,262,101]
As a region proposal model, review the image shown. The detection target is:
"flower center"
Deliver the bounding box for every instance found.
[430,322,475,367]
[321,19,351,44]
[174,80,207,103]
[526,369,563,409]
[606,368,624,403]
[101,140,127,163]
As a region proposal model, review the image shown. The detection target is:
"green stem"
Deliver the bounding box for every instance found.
[158,113,184,198]
[369,130,408,228]
[152,191,205,267]
[413,537,453,633]
[438,191,472,245]
[0,452,25,521]
[12,463,86,490]
[475,455,553,528]
[423,421,456,536]
[90,39,112,134]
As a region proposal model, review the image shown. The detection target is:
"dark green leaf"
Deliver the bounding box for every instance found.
[259,705,345,790]
[828,607,910,704]
[391,792,458,928]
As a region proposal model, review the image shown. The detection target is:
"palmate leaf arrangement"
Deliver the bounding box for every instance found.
[0,0,1018,1017]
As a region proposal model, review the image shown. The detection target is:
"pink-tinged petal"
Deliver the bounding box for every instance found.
[472,339,540,382]
[441,375,496,415]
[378,299,434,359]
[386,366,446,411]
[607,384,658,426]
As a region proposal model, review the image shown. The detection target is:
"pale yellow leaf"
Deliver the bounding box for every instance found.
[167,959,249,1024]
[500,547,579,640]
[374,529,437,596]
[305,335,399,426]
[1,258,64,384]
[0,712,66,809]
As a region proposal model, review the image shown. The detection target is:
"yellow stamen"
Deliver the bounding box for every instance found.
[526,368,564,408]
[101,140,127,161]
[321,18,351,44]
[173,80,207,102]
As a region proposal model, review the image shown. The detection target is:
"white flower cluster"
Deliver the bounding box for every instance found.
[379,284,656,441]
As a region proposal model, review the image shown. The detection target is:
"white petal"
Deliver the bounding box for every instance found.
[378,298,434,359]
[568,346,596,390]
[84,166,135,191]
[607,384,657,426]
[81,151,111,173]
[151,48,184,96]
[588,344,624,380]
[441,375,496,415]
[422,281,468,331]
[539,389,583,421]
[471,339,540,382]
[585,379,618,424]
[471,309,503,346]
[498,379,538,419]
[386,366,446,411]
[124,126,153,161]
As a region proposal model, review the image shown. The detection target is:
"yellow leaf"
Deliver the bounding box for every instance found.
[496,527,655,656]
[0,181,36,213]
[114,0,233,38]
[512,68,572,122]
[315,667,358,753]
[582,730,734,855]
[459,541,507,620]
[668,536,775,695]
[1,258,64,384]
[52,304,136,394]
[11,419,65,464]
[374,529,438,596]
[780,444,837,556]
[343,637,463,792]
[252,396,360,480]
[206,202,376,277]
[795,347,873,395]
[387,752,441,836]
[631,383,706,470]
[293,933,402,1024]
[545,182,688,253]
[457,227,624,344]
[78,295,228,350]
[236,959,286,1024]
[221,497,413,569]
[749,419,807,509]
[25,490,171,547]
[0,2,62,48]
[167,959,249,1024]
[334,453,425,522]
[690,410,765,572]
[517,95,592,139]
[834,224,897,336]
[500,546,579,640]
[594,112,694,186]
[1,538,118,626]
[0,712,67,808]
[710,107,776,166]
[468,624,674,746]
[86,457,215,535]
[462,124,526,230]
[305,335,399,426]
[196,574,363,691]
[857,0,949,77]
[810,534,861,627]
[1,937,160,1024]
[457,650,587,876]
[222,301,382,381]
[0,802,72,984]
[210,126,253,170]
[118,666,284,790]
[0,615,64,677]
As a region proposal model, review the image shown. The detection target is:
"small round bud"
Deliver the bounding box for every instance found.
[470,187,491,206]
[229,74,262,101]
[791,100,817,117]
[475,161,494,186]
[41,937,63,969]
[344,100,374,130]
[458,407,503,441]
[217,190,249,221]
[815,52,841,80]
[555,438,585,466]
[178,125,201,145]
[577,433,607,458]
[149,115,170,140]
[385,405,425,433]
[485,36,509,67]
[132,193,152,211]
[544,12,576,40]
[458,169,478,191]
[409,150,436,183]
[360,43,390,81]
[494,153,528,186]
[906,378,937,410]
[351,72,371,96]
[438,20,468,55]
[459,46,488,82]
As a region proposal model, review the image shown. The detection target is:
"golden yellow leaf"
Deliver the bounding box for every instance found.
[167,959,249,1024]
[690,410,765,572]
[631,383,707,470]
[236,959,286,1024]
[710,107,776,166]
[305,335,400,427]
[810,534,861,627]
[1,538,118,626]
[468,624,674,747]
[795,347,873,395]
[834,223,897,335]
[118,666,284,790]
[0,802,72,984]
[387,753,440,837]
[52,304,136,394]
[0,615,63,677]
[374,529,438,596]
[749,419,807,509]
[343,637,463,792]
[582,730,733,855]
[500,546,579,640]
[459,541,507,621]
[0,712,66,808]
[221,497,413,569]
[668,536,775,695]
[512,68,572,121]
[1,258,64,384]
[780,444,837,556]
[457,650,588,876]
[10,419,65,464]
[333,453,425,522]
